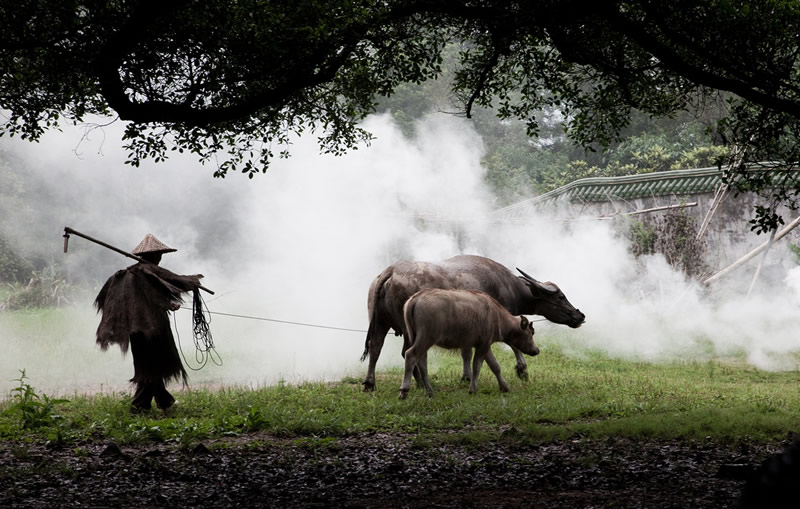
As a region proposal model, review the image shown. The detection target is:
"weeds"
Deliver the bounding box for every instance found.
[292,436,340,460]
[175,422,207,450]
[243,405,268,432]
[5,369,68,430]
[128,423,165,443]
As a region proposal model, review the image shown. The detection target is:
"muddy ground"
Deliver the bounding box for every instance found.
[0,432,793,508]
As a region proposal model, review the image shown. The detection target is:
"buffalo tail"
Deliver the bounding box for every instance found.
[361,269,393,362]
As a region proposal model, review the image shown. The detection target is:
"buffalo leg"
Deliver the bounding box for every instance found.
[460,347,473,382]
[485,350,510,393]
[363,320,391,392]
[510,345,529,381]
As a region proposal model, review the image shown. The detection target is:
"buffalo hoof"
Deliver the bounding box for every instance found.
[515,366,529,381]
[460,375,471,383]
[362,381,375,392]
[399,389,409,400]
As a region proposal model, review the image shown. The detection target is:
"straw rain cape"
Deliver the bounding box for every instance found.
[94,262,203,385]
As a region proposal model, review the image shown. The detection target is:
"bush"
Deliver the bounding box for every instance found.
[0,234,34,284]
[628,220,656,257]
[653,207,708,278]
[788,244,800,264]
[1,263,76,310]
[627,208,708,279]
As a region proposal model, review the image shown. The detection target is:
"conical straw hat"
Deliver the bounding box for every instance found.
[131,234,177,255]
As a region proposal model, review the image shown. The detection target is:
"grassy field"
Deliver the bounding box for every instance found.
[1,340,798,449]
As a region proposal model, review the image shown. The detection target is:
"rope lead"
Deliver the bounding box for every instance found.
[176,290,223,371]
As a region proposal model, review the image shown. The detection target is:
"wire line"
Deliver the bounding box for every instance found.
[180,307,369,333]
[180,307,549,333]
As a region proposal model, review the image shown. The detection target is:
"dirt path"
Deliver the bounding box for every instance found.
[0,433,787,508]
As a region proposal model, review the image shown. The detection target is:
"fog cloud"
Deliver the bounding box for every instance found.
[2,112,800,397]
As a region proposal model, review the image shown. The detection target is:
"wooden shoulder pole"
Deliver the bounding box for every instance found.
[63,226,214,295]
[64,227,146,263]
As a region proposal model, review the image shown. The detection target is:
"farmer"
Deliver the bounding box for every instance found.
[94,234,204,413]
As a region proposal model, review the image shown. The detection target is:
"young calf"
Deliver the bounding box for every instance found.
[399,288,539,399]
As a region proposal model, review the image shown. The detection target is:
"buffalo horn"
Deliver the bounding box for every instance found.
[516,267,558,295]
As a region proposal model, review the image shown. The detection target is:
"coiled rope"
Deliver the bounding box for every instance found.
[174,289,223,371]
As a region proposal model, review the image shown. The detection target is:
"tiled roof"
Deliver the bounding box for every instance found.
[491,164,797,218]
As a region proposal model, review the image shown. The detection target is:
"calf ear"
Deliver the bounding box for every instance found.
[519,316,529,330]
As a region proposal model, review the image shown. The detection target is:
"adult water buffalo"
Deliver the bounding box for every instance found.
[361,254,584,391]
[400,288,539,398]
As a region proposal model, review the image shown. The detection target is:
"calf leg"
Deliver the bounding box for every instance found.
[401,335,425,389]
[485,350,510,393]
[362,320,391,392]
[510,345,529,381]
[469,350,486,394]
[416,350,434,397]
[460,347,472,382]
[399,345,421,399]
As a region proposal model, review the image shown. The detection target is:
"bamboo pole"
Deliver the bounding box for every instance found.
[572,201,698,221]
[488,201,698,224]
[63,226,214,294]
[746,228,776,296]
[703,216,800,287]
[618,202,697,217]
[696,183,727,241]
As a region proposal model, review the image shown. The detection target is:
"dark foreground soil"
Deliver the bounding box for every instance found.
[0,432,792,508]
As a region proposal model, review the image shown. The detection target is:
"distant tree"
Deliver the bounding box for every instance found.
[2,1,800,229]
[0,150,35,283]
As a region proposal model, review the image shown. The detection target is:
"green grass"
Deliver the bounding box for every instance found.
[0,304,90,328]
[1,343,799,448]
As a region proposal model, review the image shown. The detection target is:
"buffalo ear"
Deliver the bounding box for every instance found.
[519,316,529,330]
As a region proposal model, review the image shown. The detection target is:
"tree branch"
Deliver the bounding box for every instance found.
[601,7,800,118]
[97,38,361,126]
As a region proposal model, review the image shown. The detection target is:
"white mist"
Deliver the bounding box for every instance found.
[2,113,800,398]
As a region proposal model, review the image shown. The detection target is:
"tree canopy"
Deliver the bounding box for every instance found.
[3,1,800,230]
